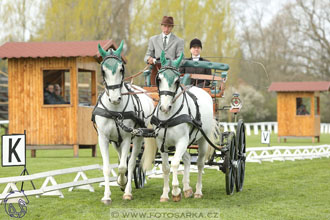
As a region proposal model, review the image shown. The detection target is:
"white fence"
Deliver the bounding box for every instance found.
[246,145,330,163]
[1,146,329,200]
[0,164,118,202]
[219,122,330,136]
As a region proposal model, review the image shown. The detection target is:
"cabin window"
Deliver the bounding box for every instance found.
[43,69,71,105]
[78,69,94,106]
[314,96,320,115]
[296,97,310,115]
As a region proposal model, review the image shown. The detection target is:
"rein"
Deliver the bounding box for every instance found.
[171,85,192,104]
[123,64,151,81]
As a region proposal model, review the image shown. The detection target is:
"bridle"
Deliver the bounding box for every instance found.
[101,54,125,96]
[156,64,181,98]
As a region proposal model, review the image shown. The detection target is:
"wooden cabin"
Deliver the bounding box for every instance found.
[268,81,330,142]
[0,40,122,157]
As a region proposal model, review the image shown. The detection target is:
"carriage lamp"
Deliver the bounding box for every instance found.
[230,93,242,109]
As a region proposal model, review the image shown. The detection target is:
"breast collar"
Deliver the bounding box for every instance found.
[150,87,202,153]
[91,83,147,146]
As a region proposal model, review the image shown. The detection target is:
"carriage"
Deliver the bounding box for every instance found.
[93,41,246,203]
[131,56,247,195]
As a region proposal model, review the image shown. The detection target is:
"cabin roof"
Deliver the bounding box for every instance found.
[268,81,330,92]
[0,40,118,60]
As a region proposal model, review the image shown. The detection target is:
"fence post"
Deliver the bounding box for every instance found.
[253,124,258,135]
[245,123,251,136]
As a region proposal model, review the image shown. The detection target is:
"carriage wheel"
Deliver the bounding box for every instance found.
[134,165,145,189]
[225,132,236,195]
[235,119,246,192]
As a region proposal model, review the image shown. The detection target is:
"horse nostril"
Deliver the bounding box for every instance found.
[118,97,122,101]
[168,105,172,110]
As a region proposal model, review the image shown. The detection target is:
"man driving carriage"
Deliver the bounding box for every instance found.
[144,16,184,64]
[144,16,184,86]
[144,17,213,88]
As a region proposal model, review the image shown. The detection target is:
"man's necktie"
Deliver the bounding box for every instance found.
[163,36,167,49]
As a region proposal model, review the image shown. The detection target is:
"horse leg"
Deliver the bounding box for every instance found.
[194,138,208,199]
[98,134,112,205]
[123,137,143,200]
[171,139,189,202]
[182,151,193,198]
[117,138,130,191]
[160,152,170,202]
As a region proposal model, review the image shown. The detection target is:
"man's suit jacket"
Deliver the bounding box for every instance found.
[144,33,184,63]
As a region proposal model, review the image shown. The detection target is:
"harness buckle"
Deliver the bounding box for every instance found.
[117,113,123,121]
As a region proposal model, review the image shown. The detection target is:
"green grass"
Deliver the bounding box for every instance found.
[0,130,330,220]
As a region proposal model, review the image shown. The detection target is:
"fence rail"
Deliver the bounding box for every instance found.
[219,122,330,136]
[246,145,330,163]
[0,164,118,202]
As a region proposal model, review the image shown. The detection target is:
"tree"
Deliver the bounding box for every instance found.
[285,0,330,80]
[233,0,330,122]
[0,0,44,42]
[36,0,131,44]
[128,0,241,85]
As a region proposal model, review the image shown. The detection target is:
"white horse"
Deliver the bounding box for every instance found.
[93,41,154,204]
[142,51,215,202]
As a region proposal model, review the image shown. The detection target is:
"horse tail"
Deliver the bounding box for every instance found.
[141,124,157,171]
[205,118,219,161]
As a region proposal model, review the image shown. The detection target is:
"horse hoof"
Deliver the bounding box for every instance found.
[117,176,127,188]
[101,199,112,205]
[160,197,169,202]
[184,189,193,198]
[194,193,203,199]
[123,194,133,200]
[172,193,182,202]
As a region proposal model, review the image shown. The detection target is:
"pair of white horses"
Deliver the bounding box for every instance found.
[94,41,214,204]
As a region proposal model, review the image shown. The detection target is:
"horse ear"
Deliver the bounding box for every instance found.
[98,44,107,58]
[173,52,184,68]
[160,50,167,66]
[113,40,124,57]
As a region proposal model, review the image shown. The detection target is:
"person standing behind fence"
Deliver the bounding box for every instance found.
[179,38,211,87]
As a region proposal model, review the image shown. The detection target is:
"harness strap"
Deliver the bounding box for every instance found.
[152,87,203,153]
[93,107,146,129]
[91,87,148,147]
[151,114,193,128]
[160,127,168,153]
[186,91,201,123]
[105,83,121,90]
[159,90,176,97]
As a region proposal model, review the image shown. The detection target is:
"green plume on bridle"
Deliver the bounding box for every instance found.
[98,40,124,75]
[98,40,124,59]
[159,51,184,87]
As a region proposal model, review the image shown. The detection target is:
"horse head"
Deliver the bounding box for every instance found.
[98,40,125,105]
[157,51,184,113]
